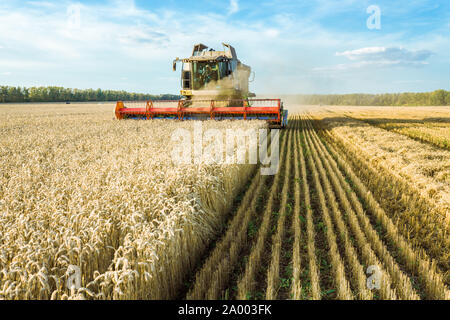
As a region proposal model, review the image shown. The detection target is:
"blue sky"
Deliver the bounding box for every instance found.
[0,0,449,94]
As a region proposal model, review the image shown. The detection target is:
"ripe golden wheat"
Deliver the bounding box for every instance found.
[0,104,266,300]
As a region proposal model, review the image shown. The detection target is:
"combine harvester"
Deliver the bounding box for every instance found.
[115,43,288,128]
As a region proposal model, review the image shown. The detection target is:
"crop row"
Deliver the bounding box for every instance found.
[183,115,449,300]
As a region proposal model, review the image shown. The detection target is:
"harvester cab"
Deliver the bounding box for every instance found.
[115,43,288,128]
[172,43,255,101]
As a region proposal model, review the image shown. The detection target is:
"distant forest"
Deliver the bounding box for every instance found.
[0,86,180,103]
[0,86,449,106]
[292,89,450,106]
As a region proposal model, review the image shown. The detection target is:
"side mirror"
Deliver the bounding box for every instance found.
[173,58,180,71]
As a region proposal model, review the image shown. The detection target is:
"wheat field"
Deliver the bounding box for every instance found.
[0,103,448,300]
[0,103,265,299]
[323,106,450,149]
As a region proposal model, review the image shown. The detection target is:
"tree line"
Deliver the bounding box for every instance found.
[0,86,449,106]
[292,89,450,106]
[0,86,180,103]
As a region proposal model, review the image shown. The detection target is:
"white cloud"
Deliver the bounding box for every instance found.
[313,59,429,73]
[313,46,435,72]
[336,46,433,63]
[0,1,447,94]
[26,1,56,8]
[229,0,239,15]
[0,59,52,69]
[1,72,12,76]
[336,47,386,60]
[264,28,279,38]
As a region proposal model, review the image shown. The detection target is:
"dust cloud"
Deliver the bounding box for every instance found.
[255,94,328,113]
[192,65,252,101]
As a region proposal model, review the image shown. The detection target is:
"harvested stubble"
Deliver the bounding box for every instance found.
[297,122,321,300]
[330,106,450,150]
[186,169,266,299]
[236,128,289,299]
[185,114,448,301]
[0,103,266,300]
[318,113,449,215]
[266,123,293,299]
[304,118,413,299]
[303,122,374,299]
[312,124,448,299]
[307,114,449,299]
[290,123,302,299]
[307,108,449,268]
[312,115,449,272]
[303,121,354,299]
